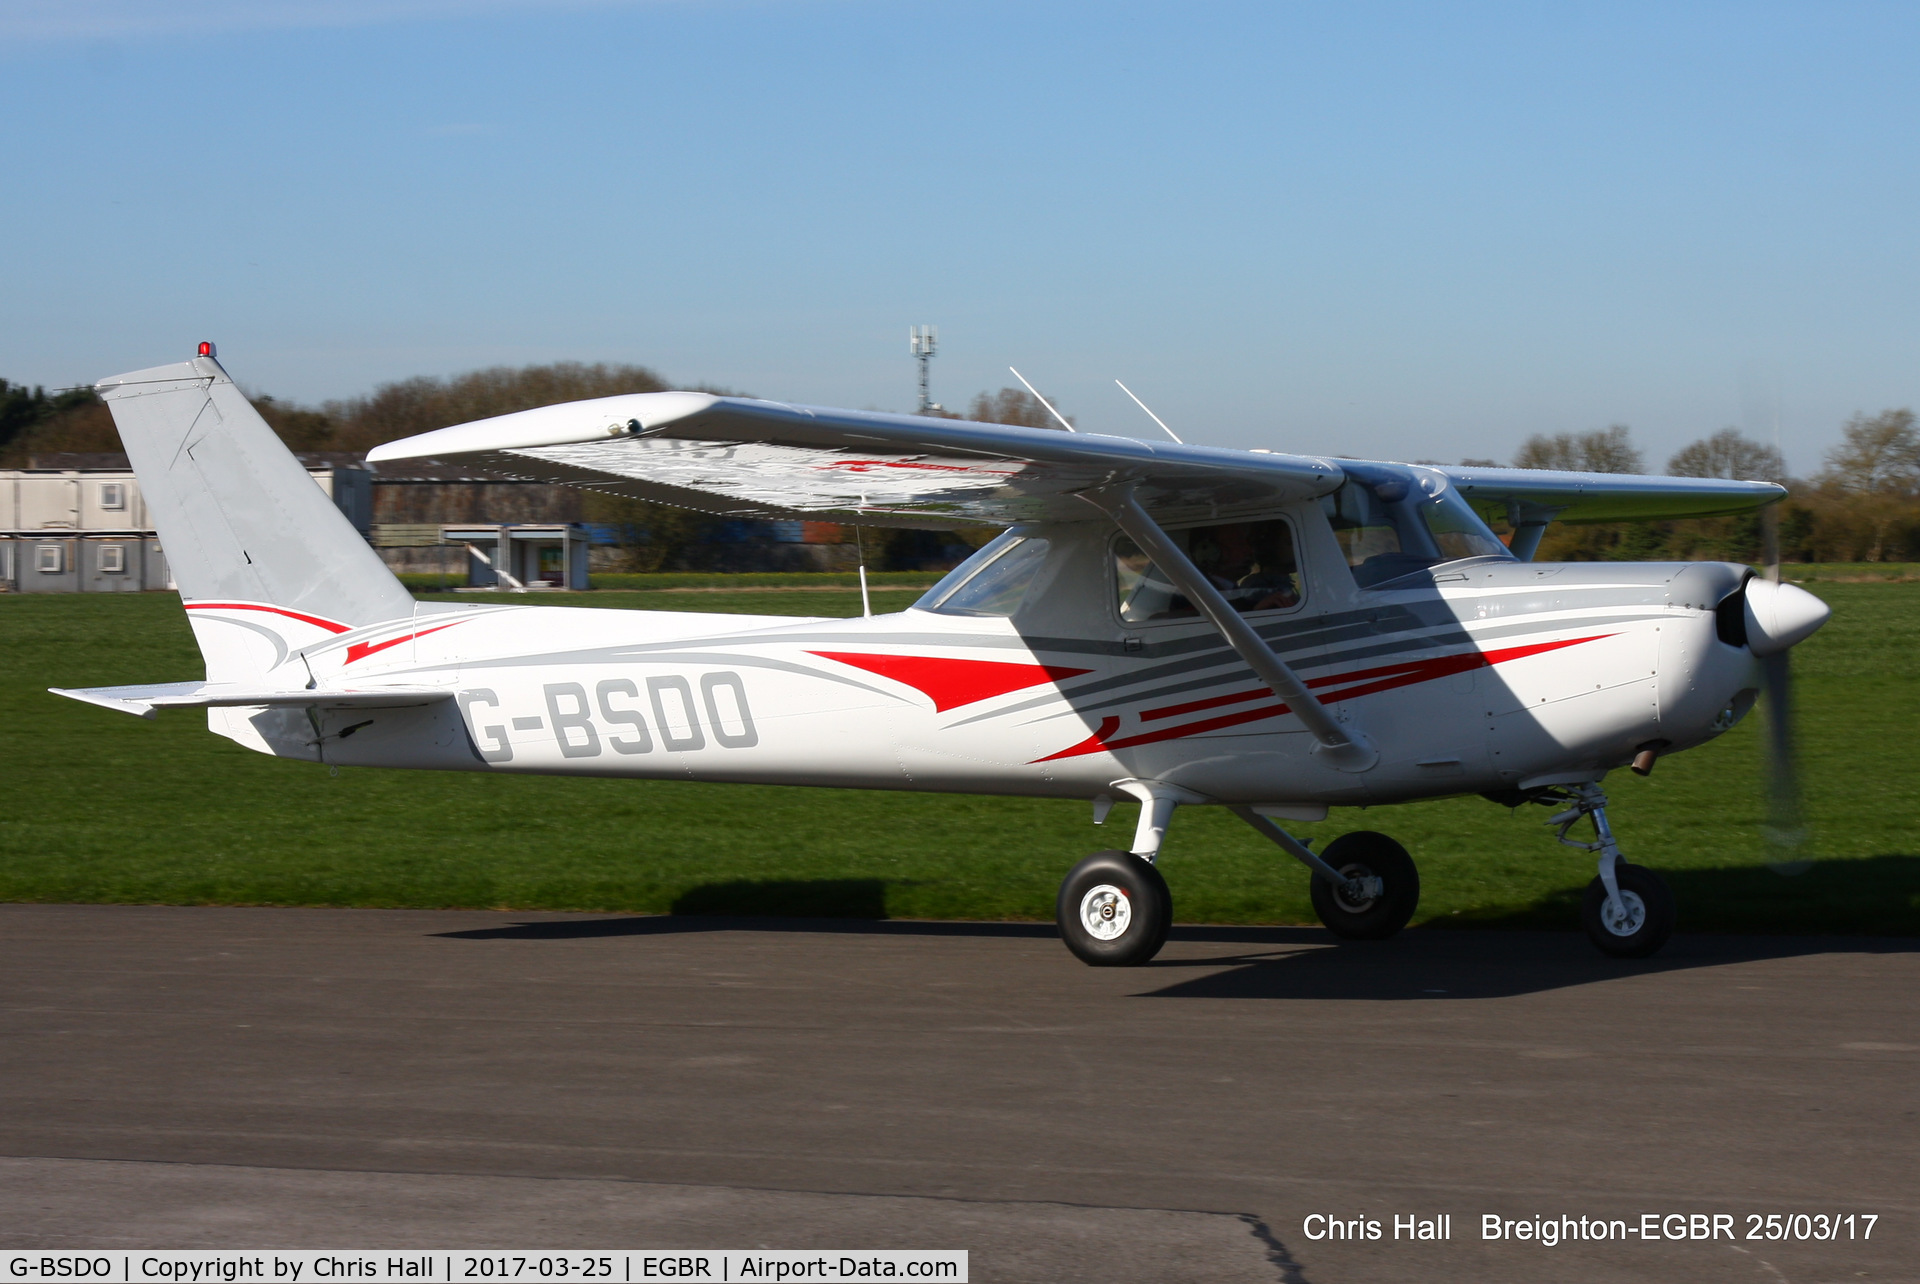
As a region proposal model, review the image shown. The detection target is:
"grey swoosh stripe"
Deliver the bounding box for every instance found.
[950,610,1666,728]
[391,647,901,701]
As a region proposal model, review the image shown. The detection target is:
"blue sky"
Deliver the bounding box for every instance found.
[3,1,1915,472]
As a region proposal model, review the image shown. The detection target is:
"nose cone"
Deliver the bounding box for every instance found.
[1743,578,1831,656]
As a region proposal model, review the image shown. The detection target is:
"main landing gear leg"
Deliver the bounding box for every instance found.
[1056,782,1192,967]
[1546,784,1675,959]
[1231,807,1420,940]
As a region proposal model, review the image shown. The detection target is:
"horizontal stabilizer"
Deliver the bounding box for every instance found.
[50,681,458,720]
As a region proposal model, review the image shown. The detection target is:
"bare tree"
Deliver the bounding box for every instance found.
[1512,425,1643,473]
[1819,409,1919,497]
[328,362,673,451]
[1811,408,1920,562]
[1666,428,1786,483]
[250,394,339,452]
[968,387,1072,431]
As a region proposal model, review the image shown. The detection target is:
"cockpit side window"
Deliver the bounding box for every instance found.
[1322,465,1513,588]
[1114,518,1302,624]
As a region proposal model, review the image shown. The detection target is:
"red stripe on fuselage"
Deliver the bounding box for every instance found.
[810,651,1091,713]
[1036,633,1614,762]
[184,601,351,634]
[344,622,460,665]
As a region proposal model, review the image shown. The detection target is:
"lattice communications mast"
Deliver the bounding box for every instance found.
[909,326,942,415]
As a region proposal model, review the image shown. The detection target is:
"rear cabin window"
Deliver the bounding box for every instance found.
[1113,518,1301,624]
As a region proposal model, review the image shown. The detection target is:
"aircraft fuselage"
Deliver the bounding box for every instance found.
[197,552,1761,810]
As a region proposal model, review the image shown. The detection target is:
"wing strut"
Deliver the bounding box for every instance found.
[1505,499,1565,562]
[1227,806,1354,887]
[1081,487,1378,772]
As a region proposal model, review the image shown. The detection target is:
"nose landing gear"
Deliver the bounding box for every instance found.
[1544,784,1676,958]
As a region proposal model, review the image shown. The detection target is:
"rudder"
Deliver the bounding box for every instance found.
[96,351,415,681]
[97,352,412,622]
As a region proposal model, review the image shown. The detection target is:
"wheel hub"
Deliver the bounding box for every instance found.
[1331,863,1381,913]
[1599,889,1647,937]
[1078,884,1133,941]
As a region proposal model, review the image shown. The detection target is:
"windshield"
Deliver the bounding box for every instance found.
[1321,464,1512,588]
[914,533,1051,617]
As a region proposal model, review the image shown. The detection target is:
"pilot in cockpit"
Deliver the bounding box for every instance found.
[1117,518,1301,621]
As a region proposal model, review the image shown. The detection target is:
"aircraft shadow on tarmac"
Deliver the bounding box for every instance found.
[436,873,1917,1002]
[1130,929,1915,1001]
[1147,856,1920,1001]
[438,879,1055,941]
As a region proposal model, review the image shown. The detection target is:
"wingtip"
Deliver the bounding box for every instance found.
[368,390,721,462]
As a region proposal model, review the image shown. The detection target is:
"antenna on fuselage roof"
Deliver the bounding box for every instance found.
[1007,367,1076,432]
[1114,379,1183,443]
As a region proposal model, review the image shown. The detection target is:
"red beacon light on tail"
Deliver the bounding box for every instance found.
[197,341,216,358]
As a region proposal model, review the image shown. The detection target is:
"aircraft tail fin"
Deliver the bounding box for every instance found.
[96,351,411,624]
[96,349,415,679]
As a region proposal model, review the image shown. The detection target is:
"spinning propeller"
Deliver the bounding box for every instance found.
[1743,517,1830,874]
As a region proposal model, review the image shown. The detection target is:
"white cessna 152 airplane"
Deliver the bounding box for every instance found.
[58,346,1831,964]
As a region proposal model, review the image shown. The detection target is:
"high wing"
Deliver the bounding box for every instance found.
[366,393,1345,527]
[1435,464,1785,525]
[365,389,1788,529]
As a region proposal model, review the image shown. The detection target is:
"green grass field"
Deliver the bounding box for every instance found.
[2,582,1915,933]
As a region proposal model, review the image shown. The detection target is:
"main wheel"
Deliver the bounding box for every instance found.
[1580,863,1675,958]
[1309,830,1420,940]
[1056,850,1171,967]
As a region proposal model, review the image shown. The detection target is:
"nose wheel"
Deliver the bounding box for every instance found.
[1538,783,1678,958]
[1580,862,1674,958]
[1057,850,1172,966]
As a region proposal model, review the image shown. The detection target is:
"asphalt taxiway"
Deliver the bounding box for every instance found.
[0,903,1913,1282]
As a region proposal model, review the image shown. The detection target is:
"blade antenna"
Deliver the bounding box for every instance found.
[854,519,873,619]
[1114,379,1182,443]
[1007,367,1076,432]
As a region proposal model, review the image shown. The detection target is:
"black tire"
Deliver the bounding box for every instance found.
[1580,863,1675,958]
[1057,850,1172,967]
[1309,831,1420,940]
